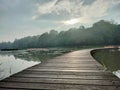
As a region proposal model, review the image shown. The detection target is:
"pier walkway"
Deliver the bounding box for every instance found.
[0,49,120,90]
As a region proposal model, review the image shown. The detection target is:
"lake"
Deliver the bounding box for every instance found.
[91,48,120,78]
[0,48,73,80]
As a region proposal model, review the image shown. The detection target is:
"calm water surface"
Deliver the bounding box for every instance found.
[0,48,72,80]
[0,55,39,80]
[92,48,120,78]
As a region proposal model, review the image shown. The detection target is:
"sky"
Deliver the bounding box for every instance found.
[0,0,120,42]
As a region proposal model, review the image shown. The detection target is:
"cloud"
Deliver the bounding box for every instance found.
[32,0,82,19]
[62,17,92,25]
[33,0,120,25]
[81,0,111,18]
[32,15,38,20]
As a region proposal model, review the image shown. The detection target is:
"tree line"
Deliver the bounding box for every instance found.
[0,20,120,49]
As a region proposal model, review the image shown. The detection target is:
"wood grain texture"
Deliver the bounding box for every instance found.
[0,49,120,90]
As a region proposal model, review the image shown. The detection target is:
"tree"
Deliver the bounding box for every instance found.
[0,20,120,49]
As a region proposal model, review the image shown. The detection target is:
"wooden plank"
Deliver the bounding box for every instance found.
[20,70,113,76]
[0,88,26,90]
[0,49,120,90]
[13,73,119,80]
[2,77,120,86]
[31,65,103,68]
[41,63,100,65]
[54,56,93,59]
[51,57,94,60]
[45,60,98,63]
[31,65,104,70]
[26,69,106,72]
[30,67,104,70]
[40,64,100,67]
[0,82,119,90]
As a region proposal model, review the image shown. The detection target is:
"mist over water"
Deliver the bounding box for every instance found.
[0,48,73,80]
[0,54,39,80]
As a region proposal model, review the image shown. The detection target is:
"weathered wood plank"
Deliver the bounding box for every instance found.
[13,73,119,80]
[2,77,120,85]
[18,70,113,76]
[40,64,101,67]
[0,49,120,90]
[54,56,93,59]
[0,88,26,90]
[41,63,101,65]
[26,69,107,73]
[30,66,104,70]
[45,60,98,63]
[31,65,103,69]
[0,82,119,90]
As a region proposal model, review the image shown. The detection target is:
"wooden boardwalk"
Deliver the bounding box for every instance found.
[0,49,120,90]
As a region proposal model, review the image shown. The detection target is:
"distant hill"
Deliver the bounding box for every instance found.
[0,20,120,49]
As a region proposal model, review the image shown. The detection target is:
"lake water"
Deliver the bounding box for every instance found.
[0,48,73,80]
[0,55,39,80]
[91,48,120,78]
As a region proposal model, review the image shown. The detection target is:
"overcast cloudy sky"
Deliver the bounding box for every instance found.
[0,0,120,42]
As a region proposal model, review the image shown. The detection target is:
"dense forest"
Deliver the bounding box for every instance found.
[0,20,120,49]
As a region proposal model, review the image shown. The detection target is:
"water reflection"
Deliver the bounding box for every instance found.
[113,70,120,78]
[0,48,72,80]
[0,54,39,80]
[91,48,120,78]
